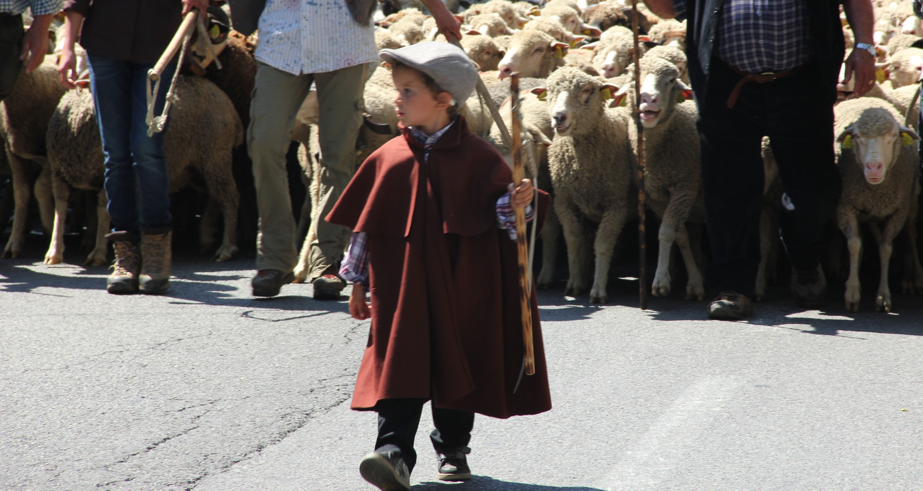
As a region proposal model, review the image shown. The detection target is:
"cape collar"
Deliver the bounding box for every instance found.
[400,115,470,150]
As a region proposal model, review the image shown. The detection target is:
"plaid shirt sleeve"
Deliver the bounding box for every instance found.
[339,232,370,288]
[29,0,63,15]
[496,193,534,241]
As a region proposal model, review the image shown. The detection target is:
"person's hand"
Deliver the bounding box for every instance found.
[349,284,372,320]
[510,178,534,209]
[430,4,462,42]
[20,19,51,73]
[183,0,209,19]
[57,45,78,89]
[841,47,876,98]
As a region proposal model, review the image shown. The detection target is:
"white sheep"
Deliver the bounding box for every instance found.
[617,55,705,300]
[833,97,922,312]
[884,47,923,88]
[497,29,570,79]
[532,66,633,303]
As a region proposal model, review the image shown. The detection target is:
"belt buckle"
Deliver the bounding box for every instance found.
[760,71,778,81]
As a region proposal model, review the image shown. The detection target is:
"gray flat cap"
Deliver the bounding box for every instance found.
[380,43,478,105]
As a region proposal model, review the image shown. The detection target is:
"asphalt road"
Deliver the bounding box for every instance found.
[3,236,923,490]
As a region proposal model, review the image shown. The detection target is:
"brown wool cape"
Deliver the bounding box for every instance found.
[326,116,552,419]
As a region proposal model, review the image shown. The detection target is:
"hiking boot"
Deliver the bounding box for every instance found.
[792,265,826,308]
[139,228,172,294]
[708,291,753,320]
[312,265,346,300]
[106,232,140,294]
[359,449,411,491]
[436,446,472,482]
[251,269,295,297]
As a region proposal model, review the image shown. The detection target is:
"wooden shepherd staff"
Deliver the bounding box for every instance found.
[150,10,198,82]
[510,72,536,376]
[630,0,648,310]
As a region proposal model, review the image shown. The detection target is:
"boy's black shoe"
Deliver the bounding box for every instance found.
[359,449,411,491]
[707,291,753,320]
[436,446,472,481]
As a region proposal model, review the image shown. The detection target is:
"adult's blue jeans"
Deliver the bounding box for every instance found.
[87,54,175,239]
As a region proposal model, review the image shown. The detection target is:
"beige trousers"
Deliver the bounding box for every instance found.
[247,61,368,275]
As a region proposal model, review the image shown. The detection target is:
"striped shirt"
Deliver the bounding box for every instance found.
[673,0,812,73]
[255,0,379,75]
[1,0,62,16]
[340,121,534,287]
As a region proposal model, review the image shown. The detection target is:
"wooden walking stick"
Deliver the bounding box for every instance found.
[145,9,200,136]
[630,0,648,310]
[510,72,536,377]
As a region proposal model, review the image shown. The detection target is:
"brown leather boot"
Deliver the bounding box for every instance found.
[106,232,140,294]
[139,228,172,294]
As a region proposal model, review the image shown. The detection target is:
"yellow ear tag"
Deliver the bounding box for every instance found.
[841,134,853,149]
[876,68,886,84]
[676,91,685,103]
[210,25,220,39]
[569,39,578,49]
[600,87,612,100]
[583,29,593,35]
[902,132,914,146]
[536,91,547,101]
[554,46,565,58]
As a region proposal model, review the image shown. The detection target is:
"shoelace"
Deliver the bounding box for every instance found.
[111,242,140,275]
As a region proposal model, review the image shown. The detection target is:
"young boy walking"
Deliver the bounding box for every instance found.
[325,43,553,490]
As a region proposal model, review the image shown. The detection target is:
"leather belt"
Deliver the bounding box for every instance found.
[725,61,803,109]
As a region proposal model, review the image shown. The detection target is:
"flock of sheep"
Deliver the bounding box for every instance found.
[2,0,923,312]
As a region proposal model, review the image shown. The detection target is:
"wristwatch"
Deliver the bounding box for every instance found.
[856,42,877,57]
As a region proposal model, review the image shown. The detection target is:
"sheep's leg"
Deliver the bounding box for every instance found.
[198,197,221,253]
[33,166,53,235]
[81,191,98,252]
[841,213,862,312]
[755,206,772,301]
[199,159,240,262]
[3,150,30,258]
[295,170,312,250]
[872,213,907,312]
[536,205,560,289]
[674,224,705,301]
[589,204,629,304]
[43,174,71,265]
[294,150,322,283]
[651,221,676,297]
[556,199,589,297]
[85,189,109,266]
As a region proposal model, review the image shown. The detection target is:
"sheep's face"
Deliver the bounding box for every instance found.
[837,113,919,185]
[390,21,424,46]
[498,32,568,79]
[888,50,923,88]
[534,67,616,137]
[470,14,510,37]
[544,9,581,34]
[902,16,922,36]
[635,57,690,129]
[462,36,505,71]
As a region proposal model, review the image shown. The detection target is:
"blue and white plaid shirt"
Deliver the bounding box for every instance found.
[673,0,812,73]
[0,0,62,16]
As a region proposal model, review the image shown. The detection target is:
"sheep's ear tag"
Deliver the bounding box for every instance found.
[209,25,221,39]
[902,132,915,146]
[615,92,627,107]
[876,67,887,84]
[554,45,566,58]
[841,134,854,149]
[600,87,613,100]
[532,88,547,101]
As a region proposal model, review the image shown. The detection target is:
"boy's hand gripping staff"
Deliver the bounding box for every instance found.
[510,73,536,381]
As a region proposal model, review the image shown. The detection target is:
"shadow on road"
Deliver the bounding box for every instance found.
[415,476,603,490]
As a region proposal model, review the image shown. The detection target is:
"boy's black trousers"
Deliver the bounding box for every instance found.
[697,59,842,299]
[375,398,474,472]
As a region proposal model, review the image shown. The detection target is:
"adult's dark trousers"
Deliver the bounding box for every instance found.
[697,60,842,299]
[375,398,474,473]
[0,13,24,101]
[87,53,176,241]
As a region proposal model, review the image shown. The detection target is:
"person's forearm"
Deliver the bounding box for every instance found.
[29,13,54,33]
[843,0,874,45]
[420,0,451,17]
[642,0,676,19]
[63,11,85,51]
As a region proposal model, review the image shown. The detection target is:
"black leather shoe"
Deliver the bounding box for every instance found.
[436,446,472,481]
[312,266,346,300]
[359,449,411,491]
[251,269,295,297]
[791,265,826,308]
[708,291,753,320]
